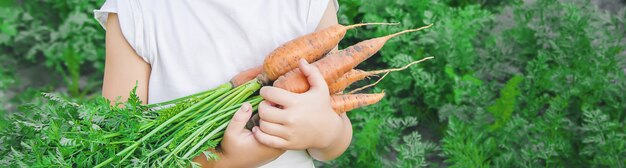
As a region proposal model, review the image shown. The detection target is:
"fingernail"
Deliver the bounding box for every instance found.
[242,103,251,112]
[252,127,258,133]
[300,58,308,65]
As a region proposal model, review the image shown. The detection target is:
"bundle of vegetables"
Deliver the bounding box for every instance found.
[0,22,433,167]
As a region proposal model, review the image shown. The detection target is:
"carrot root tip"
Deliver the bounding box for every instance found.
[346,22,401,29]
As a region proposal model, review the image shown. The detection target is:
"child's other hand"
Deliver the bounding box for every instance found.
[194,102,285,167]
[254,59,345,150]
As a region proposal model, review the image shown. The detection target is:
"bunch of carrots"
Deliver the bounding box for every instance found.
[102,22,432,167]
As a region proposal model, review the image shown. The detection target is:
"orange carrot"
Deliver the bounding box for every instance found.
[273,24,434,93]
[230,66,263,87]
[328,69,367,93]
[258,22,398,84]
[331,92,385,113]
[328,57,434,93]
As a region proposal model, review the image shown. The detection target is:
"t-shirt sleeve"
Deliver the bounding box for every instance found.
[93,0,151,64]
[306,0,339,32]
[93,0,117,30]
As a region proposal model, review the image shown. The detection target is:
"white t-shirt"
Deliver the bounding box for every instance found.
[94,0,338,167]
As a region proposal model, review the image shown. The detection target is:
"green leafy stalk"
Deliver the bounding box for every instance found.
[95,84,234,168]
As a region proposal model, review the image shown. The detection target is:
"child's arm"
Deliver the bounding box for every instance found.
[304,0,353,161]
[306,113,352,161]
[102,13,284,167]
[102,13,150,105]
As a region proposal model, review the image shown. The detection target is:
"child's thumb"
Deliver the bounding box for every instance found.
[226,102,252,135]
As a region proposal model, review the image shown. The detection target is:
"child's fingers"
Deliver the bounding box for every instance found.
[253,126,289,149]
[226,102,252,135]
[260,86,297,106]
[259,120,290,139]
[258,101,287,124]
[299,59,329,93]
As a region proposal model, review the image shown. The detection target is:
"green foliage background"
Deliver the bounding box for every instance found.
[1,0,625,167]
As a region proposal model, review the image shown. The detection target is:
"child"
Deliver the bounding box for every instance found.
[94,0,352,167]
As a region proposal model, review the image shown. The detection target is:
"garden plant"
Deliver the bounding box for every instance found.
[1,0,625,167]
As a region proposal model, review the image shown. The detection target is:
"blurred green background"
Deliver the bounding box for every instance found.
[1,0,625,167]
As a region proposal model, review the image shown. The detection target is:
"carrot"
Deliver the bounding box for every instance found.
[273,24,434,93]
[328,57,434,93]
[230,66,263,87]
[328,69,367,93]
[258,22,398,84]
[331,92,386,113]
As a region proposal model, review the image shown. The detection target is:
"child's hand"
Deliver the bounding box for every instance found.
[194,102,285,167]
[253,59,345,150]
